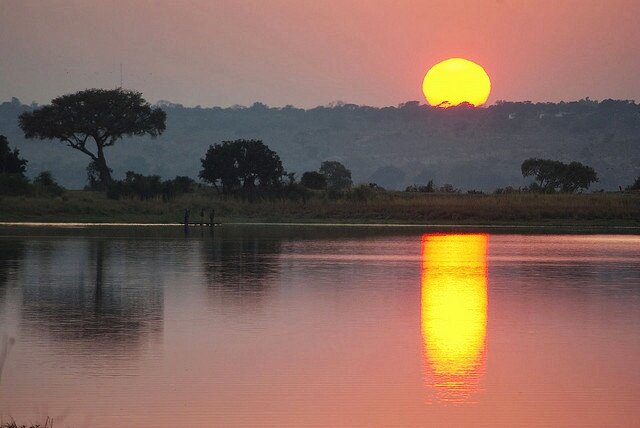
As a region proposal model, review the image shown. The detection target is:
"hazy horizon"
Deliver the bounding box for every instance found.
[3,95,637,110]
[2,0,639,108]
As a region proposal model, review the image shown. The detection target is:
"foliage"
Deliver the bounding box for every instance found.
[0,135,27,175]
[319,161,352,190]
[18,88,166,187]
[348,183,386,201]
[405,180,434,193]
[438,183,461,193]
[300,171,327,190]
[1,189,638,225]
[0,135,31,196]
[282,181,311,202]
[521,158,598,193]
[626,176,640,191]
[199,139,285,198]
[85,159,113,190]
[106,171,193,201]
[494,186,523,195]
[0,175,30,196]
[4,98,640,191]
[33,171,64,196]
[172,176,196,194]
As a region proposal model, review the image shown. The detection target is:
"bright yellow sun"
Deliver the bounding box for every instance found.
[422,58,491,108]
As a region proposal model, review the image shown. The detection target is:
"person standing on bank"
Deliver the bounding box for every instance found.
[183,208,190,227]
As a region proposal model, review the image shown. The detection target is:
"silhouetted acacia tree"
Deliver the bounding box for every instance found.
[199,139,285,198]
[521,158,598,193]
[19,88,166,188]
[319,161,352,190]
[561,161,599,192]
[300,171,327,190]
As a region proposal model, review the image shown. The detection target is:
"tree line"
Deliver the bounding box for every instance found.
[1,88,638,199]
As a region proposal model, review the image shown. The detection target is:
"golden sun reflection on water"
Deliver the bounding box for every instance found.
[421,234,488,403]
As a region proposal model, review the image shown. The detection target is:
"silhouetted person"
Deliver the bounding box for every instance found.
[200,208,205,225]
[209,209,215,226]
[184,208,190,227]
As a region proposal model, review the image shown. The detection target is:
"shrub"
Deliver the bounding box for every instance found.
[300,171,327,190]
[33,171,64,196]
[107,172,195,201]
[405,180,434,193]
[438,183,461,194]
[626,176,640,191]
[0,174,31,196]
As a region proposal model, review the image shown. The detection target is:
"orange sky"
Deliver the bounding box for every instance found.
[1,0,639,107]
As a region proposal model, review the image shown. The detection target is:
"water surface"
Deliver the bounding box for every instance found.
[0,226,639,427]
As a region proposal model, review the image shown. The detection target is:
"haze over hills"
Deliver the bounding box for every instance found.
[1,97,639,191]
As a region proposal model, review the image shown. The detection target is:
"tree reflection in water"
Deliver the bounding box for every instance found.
[200,227,282,302]
[0,239,23,384]
[0,239,24,303]
[19,238,164,357]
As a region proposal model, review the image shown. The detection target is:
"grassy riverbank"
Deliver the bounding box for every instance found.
[0,189,639,226]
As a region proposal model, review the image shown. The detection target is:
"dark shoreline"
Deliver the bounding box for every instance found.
[1,190,639,232]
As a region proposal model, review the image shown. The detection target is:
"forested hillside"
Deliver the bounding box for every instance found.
[1,97,638,190]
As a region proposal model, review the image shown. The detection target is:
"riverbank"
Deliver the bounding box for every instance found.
[1,190,639,226]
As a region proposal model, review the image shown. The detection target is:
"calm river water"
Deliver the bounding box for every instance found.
[0,225,639,427]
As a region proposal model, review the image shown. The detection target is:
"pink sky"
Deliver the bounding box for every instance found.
[1,0,639,107]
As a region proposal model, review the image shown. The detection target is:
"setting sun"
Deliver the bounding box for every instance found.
[422,58,491,108]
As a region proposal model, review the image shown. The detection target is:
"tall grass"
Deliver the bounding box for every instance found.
[0,418,53,428]
[0,190,638,225]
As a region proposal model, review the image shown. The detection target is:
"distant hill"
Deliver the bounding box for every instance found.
[1,97,639,190]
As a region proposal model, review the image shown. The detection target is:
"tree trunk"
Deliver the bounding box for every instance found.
[95,144,112,186]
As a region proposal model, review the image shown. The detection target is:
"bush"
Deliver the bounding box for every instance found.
[438,183,461,194]
[107,172,195,201]
[33,171,64,196]
[348,183,384,201]
[0,135,27,175]
[319,161,352,190]
[172,176,195,193]
[627,176,640,191]
[494,186,519,195]
[405,180,434,193]
[283,182,311,202]
[300,171,327,190]
[0,174,31,196]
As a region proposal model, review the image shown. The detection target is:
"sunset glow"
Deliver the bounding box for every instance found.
[421,234,489,402]
[422,58,491,108]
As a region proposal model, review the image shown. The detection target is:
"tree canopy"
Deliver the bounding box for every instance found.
[4,98,640,190]
[0,135,30,195]
[0,135,27,175]
[319,161,352,190]
[300,171,327,190]
[199,139,284,198]
[18,88,166,187]
[521,158,598,193]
